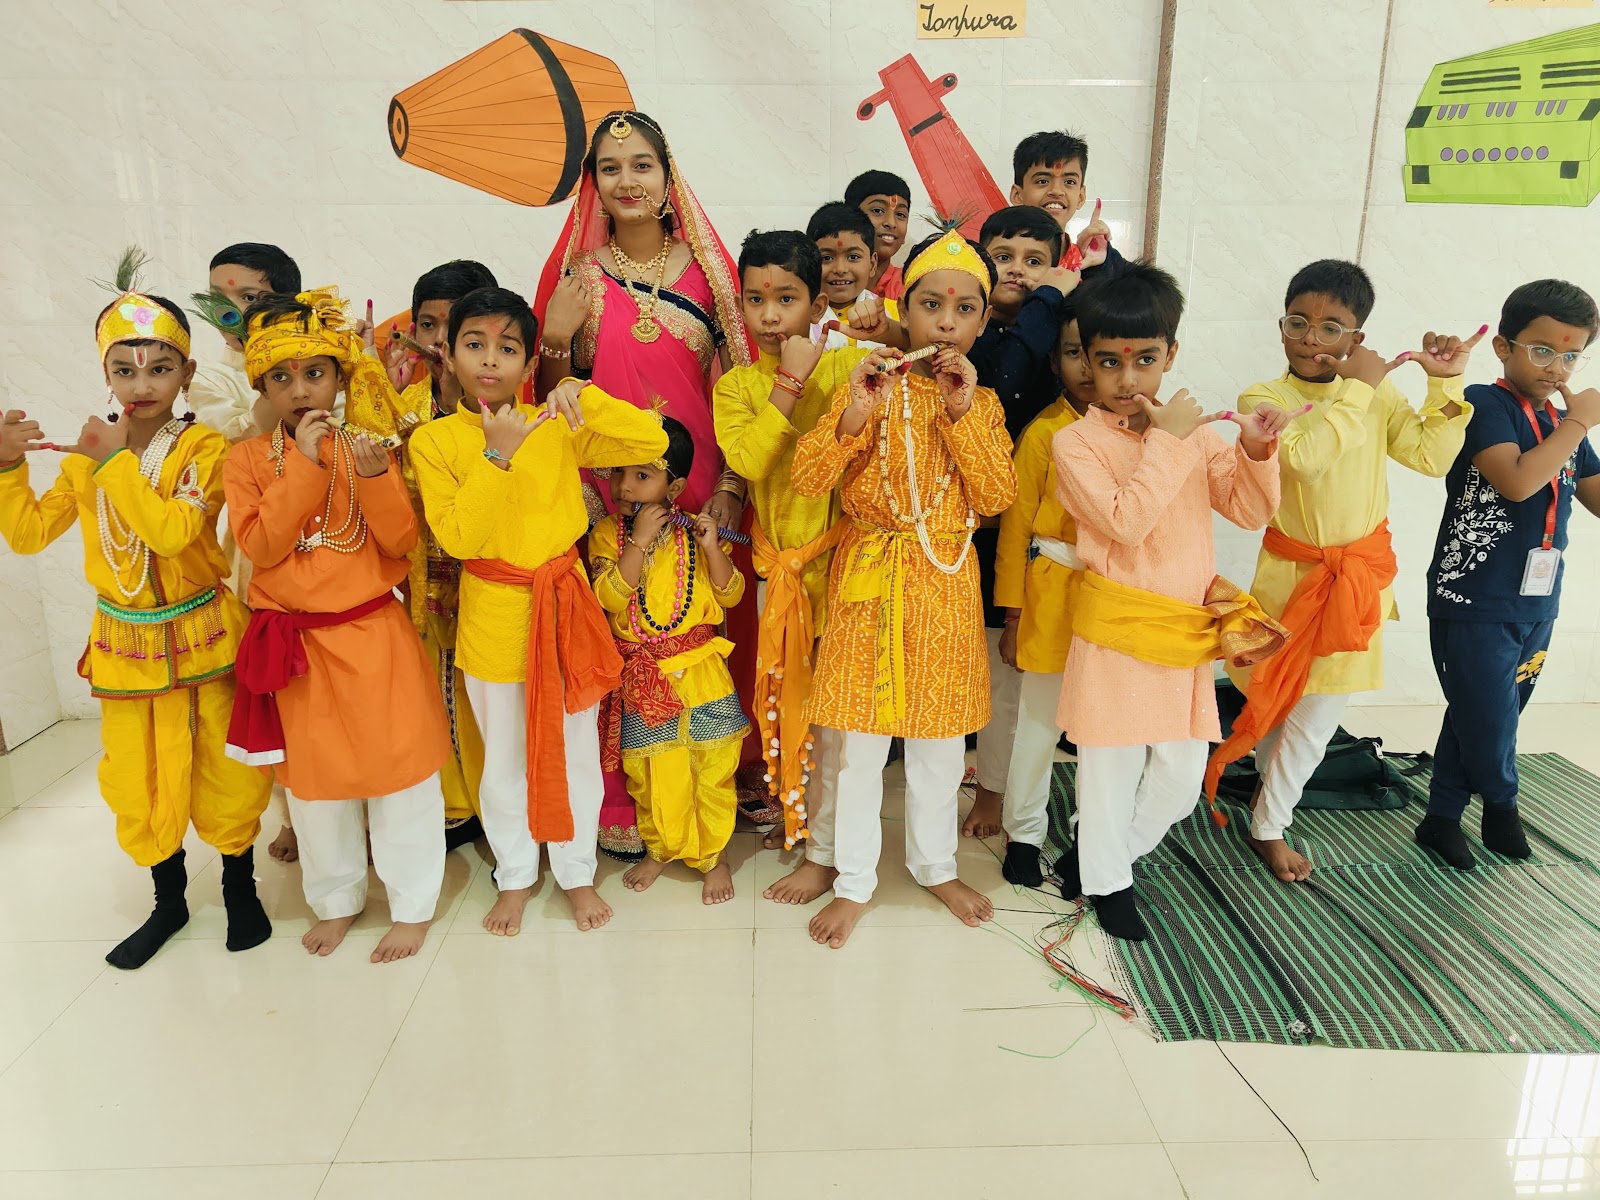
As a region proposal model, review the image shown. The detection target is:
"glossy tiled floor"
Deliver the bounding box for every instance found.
[4,706,1600,1198]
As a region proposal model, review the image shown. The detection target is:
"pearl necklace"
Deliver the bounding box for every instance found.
[269,422,368,555]
[619,513,695,643]
[609,235,671,344]
[96,419,184,600]
[880,373,975,575]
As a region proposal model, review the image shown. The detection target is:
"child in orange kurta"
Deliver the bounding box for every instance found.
[1051,264,1286,942]
[225,292,451,965]
[792,230,1017,950]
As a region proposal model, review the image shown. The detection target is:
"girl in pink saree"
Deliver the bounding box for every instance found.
[533,110,763,860]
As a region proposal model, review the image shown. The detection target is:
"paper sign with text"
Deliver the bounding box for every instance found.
[917,0,1026,39]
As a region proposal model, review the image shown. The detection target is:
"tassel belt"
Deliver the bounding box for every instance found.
[93,589,226,662]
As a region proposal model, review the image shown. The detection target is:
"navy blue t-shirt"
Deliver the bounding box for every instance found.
[1428,382,1600,622]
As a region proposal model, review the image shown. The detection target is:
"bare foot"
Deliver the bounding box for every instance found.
[764,859,837,905]
[702,862,735,904]
[371,920,429,963]
[761,828,785,850]
[963,787,1004,838]
[1248,834,1313,883]
[623,857,667,892]
[268,824,299,863]
[568,885,613,931]
[483,886,532,936]
[808,897,866,948]
[928,879,993,927]
[302,914,358,956]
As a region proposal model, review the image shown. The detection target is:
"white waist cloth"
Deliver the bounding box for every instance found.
[1032,536,1083,570]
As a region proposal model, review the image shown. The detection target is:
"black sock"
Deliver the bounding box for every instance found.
[106,849,189,970]
[1057,733,1077,756]
[1481,804,1531,859]
[1091,887,1147,941]
[445,815,484,852]
[1001,841,1043,888]
[221,847,272,952]
[1415,814,1475,871]
[1057,844,1082,900]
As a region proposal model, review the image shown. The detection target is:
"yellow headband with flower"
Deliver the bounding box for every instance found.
[94,247,191,363]
[902,228,992,299]
[243,287,408,438]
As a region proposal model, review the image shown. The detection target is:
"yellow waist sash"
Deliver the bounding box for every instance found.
[1072,571,1288,670]
[837,518,966,730]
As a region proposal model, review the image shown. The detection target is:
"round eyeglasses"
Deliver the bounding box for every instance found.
[1280,315,1361,346]
[1509,340,1589,373]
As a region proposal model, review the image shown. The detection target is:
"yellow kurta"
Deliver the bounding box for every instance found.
[0,428,269,865]
[589,514,747,869]
[712,347,869,624]
[407,385,669,684]
[995,399,1083,674]
[1228,371,1471,696]
[794,372,1017,738]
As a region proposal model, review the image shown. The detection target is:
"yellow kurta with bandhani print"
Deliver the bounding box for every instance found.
[793,372,1017,739]
[0,426,269,866]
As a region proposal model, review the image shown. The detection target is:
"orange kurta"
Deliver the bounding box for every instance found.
[793,372,1016,738]
[224,431,451,801]
[1052,408,1280,747]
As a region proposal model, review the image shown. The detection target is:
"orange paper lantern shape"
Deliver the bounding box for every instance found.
[388,29,635,207]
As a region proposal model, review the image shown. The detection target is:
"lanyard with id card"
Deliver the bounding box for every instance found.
[1511,384,1564,596]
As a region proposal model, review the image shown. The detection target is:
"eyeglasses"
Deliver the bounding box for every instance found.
[1280,315,1360,345]
[1509,340,1589,373]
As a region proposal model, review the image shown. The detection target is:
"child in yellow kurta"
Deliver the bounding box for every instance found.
[0,267,270,970]
[1206,260,1476,885]
[408,286,668,936]
[792,229,1017,949]
[590,417,750,904]
[713,230,871,895]
[991,310,1094,887]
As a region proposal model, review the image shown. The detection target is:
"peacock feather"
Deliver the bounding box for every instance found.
[94,245,150,294]
[188,289,246,337]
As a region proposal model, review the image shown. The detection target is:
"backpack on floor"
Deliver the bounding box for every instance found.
[1213,682,1429,812]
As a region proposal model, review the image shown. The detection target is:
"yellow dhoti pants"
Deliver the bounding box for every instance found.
[98,678,272,867]
[624,738,741,873]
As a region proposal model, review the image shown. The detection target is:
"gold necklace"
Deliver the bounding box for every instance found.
[269,422,368,555]
[609,235,671,344]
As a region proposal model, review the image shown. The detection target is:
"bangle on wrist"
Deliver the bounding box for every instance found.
[1003,615,1020,625]
[538,340,571,360]
[483,448,506,464]
[776,368,807,392]
[1565,416,1591,434]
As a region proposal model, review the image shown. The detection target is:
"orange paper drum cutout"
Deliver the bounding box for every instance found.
[388,29,634,207]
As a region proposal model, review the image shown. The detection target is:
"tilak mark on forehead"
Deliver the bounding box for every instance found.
[1122,345,1132,354]
[133,346,147,368]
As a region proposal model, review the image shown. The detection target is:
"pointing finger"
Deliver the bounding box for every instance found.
[1462,323,1490,349]
[1557,383,1575,403]
[1091,197,1102,222]
[1387,352,1414,372]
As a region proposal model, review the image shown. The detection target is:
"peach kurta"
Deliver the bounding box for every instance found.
[793,372,1017,739]
[1052,408,1280,747]
[224,431,451,801]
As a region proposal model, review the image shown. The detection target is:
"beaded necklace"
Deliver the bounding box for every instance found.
[618,512,695,643]
[96,418,185,600]
[609,235,671,344]
[269,421,368,554]
[879,373,975,574]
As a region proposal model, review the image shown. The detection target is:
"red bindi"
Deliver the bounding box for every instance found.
[836,240,844,248]
[1122,345,1132,353]
[947,287,955,295]
[225,277,235,287]
[1565,334,1575,344]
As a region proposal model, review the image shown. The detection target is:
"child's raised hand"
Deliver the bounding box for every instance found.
[382,326,414,391]
[628,501,671,547]
[357,300,376,352]
[540,378,586,431]
[692,511,722,553]
[1075,199,1111,268]
[1142,389,1205,440]
[479,399,538,466]
[1558,383,1600,431]
[0,410,49,465]
[933,346,977,421]
[1041,264,1081,295]
[350,433,391,478]
[838,294,891,343]
[544,273,593,343]
[1410,325,1488,378]
[779,326,829,384]
[1314,343,1411,389]
[294,410,333,463]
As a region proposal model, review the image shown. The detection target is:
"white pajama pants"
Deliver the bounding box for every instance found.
[1249,692,1348,841]
[1075,740,1208,897]
[466,675,603,893]
[287,775,445,924]
[823,729,965,904]
[976,628,1022,792]
[1003,670,1065,848]
[803,725,843,868]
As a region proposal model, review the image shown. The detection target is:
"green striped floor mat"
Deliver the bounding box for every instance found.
[1043,753,1600,1052]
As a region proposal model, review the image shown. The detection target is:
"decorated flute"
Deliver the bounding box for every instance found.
[631,503,751,546]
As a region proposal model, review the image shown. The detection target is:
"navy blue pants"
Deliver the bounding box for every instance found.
[1426,617,1554,820]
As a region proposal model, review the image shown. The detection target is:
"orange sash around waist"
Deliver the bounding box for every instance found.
[464,547,621,842]
[1203,521,1398,806]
